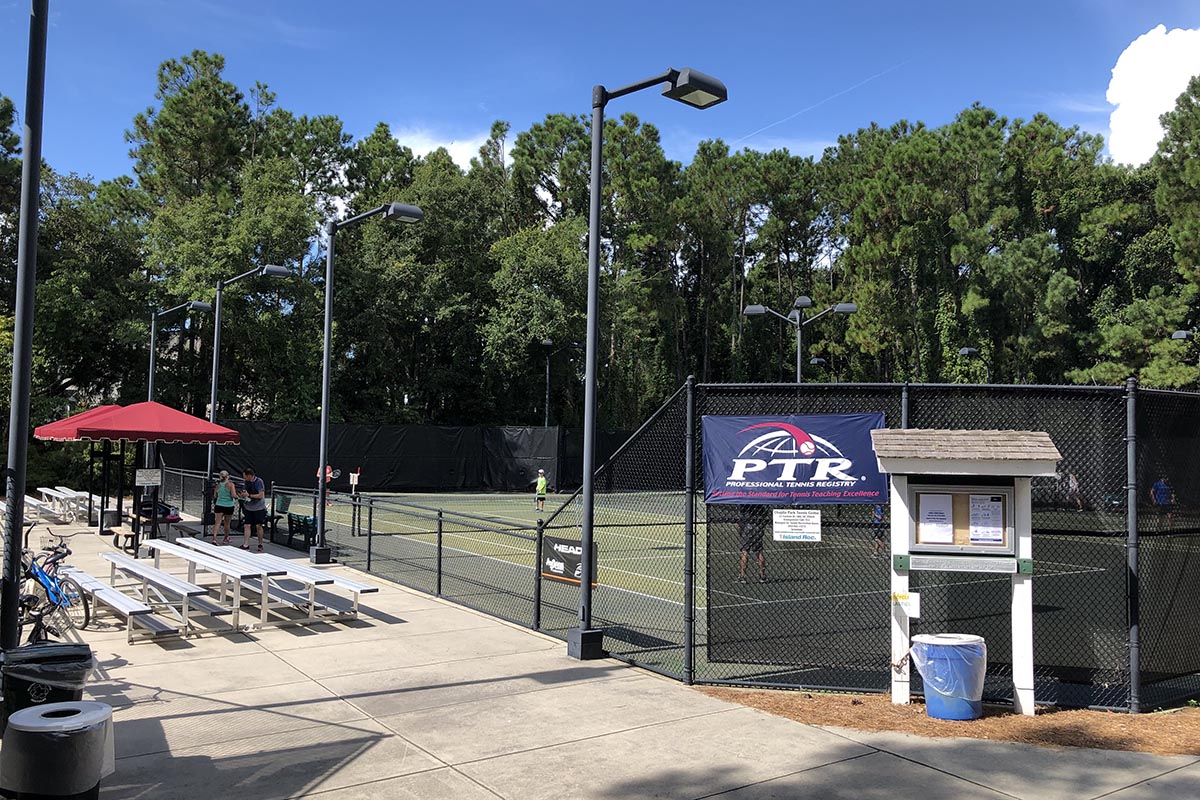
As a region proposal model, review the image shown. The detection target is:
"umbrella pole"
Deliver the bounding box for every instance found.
[87,443,95,526]
[118,439,126,523]
[100,440,111,532]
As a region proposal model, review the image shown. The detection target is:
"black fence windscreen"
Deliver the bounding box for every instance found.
[158,423,629,493]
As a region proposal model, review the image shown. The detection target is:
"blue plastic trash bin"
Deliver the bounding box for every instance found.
[910,633,987,720]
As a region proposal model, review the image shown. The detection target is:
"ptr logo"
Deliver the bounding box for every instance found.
[729,422,857,483]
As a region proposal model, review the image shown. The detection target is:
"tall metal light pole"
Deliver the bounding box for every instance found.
[958,346,990,383]
[146,300,211,467]
[2,0,50,651]
[205,265,292,484]
[542,339,554,427]
[313,203,423,563]
[743,297,857,382]
[573,68,727,660]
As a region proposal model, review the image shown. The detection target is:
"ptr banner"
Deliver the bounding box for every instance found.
[702,414,886,504]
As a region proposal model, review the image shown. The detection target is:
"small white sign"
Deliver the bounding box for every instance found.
[969,494,1004,544]
[773,508,821,542]
[135,468,161,488]
[918,493,954,543]
[892,591,921,618]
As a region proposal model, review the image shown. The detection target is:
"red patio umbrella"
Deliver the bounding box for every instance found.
[73,401,240,445]
[33,404,122,442]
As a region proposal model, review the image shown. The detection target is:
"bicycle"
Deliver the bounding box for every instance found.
[16,590,66,644]
[20,524,90,632]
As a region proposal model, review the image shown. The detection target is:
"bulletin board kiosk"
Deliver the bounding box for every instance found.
[870,429,1061,716]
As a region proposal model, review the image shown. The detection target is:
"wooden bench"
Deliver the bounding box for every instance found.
[60,566,175,643]
[286,512,316,550]
[103,552,232,632]
[104,523,139,553]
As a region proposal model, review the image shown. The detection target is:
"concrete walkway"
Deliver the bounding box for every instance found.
[35,526,1200,799]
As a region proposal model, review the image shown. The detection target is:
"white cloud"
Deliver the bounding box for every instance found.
[391,127,491,170]
[1106,24,1200,165]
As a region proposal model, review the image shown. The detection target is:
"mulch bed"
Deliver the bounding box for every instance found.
[698,687,1200,756]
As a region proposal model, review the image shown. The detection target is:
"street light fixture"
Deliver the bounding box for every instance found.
[1171,330,1192,341]
[314,203,424,563]
[205,265,293,489]
[574,67,727,660]
[146,299,211,467]
[958,346,990,383]
[742,298,857,382]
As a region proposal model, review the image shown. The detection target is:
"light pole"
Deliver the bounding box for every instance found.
[541,339,582,427]
[574,67,727,660]
[205,265,292,487]
[542,339,554,427]
[2,0,49,651]
[146,299,211,467]
[958,346,990,383]
[742,296,857,382]
[314,203,424,563]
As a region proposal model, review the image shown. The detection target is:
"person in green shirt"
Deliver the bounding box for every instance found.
[535,469,548,512]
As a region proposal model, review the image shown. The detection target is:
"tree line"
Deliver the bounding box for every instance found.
[2,50,1200,457]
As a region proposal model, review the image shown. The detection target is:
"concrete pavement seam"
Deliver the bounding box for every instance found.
[445,706,744,767]
[266,643,562,681]
[367,671,644,719]
[1084,757,1200,800]
[691,751,883,800]
[276,766,508,800]
[813,727,1026,800]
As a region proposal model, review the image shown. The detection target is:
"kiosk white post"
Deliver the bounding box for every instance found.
[871,429,1061,717]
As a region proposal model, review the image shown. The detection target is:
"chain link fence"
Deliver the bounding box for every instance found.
[157,380,1200,711]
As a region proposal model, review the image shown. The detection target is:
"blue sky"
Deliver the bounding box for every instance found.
[1,0,1199,181]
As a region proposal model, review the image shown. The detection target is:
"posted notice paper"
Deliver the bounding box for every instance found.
[969,494,1005,544]
[918,493,954,543]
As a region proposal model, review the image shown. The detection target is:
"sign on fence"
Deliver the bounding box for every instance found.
[772,508,821,541]
[135,468,162,488]
[702,414,886,505]
[540,534,598,585]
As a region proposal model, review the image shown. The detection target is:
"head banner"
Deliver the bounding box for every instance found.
[702,414,886,504]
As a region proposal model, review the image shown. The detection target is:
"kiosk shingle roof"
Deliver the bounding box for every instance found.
[870,429,1061,462]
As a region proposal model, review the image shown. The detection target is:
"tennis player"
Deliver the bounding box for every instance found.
[737,506,766,583]
[535,469,548,512]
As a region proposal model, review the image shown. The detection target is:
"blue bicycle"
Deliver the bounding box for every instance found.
[20,525,90,636]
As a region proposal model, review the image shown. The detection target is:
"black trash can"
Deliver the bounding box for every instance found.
[99,509,121,530]
[1,643,95,737]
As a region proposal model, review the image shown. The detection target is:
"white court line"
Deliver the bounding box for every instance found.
[361,524,690,608]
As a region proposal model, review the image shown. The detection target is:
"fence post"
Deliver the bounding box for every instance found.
[683,375,696,685]
[901,381,910,429]
[269,482,276,544]
[366,498,374,572]
[535,518,544,631]
[436,509,444,597]
[1125,377,1140,713]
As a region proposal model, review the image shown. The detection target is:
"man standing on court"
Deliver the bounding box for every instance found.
[1150,475,1175,529]
[737,506,766,583]
[535,469,548,512]
[239,466,268,551]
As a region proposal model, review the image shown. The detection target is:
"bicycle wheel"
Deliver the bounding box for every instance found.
[57,576,90,630]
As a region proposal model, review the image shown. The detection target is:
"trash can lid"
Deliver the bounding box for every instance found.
[912,633,985,647]
[6,701,112,733]
[2,642,94,665]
